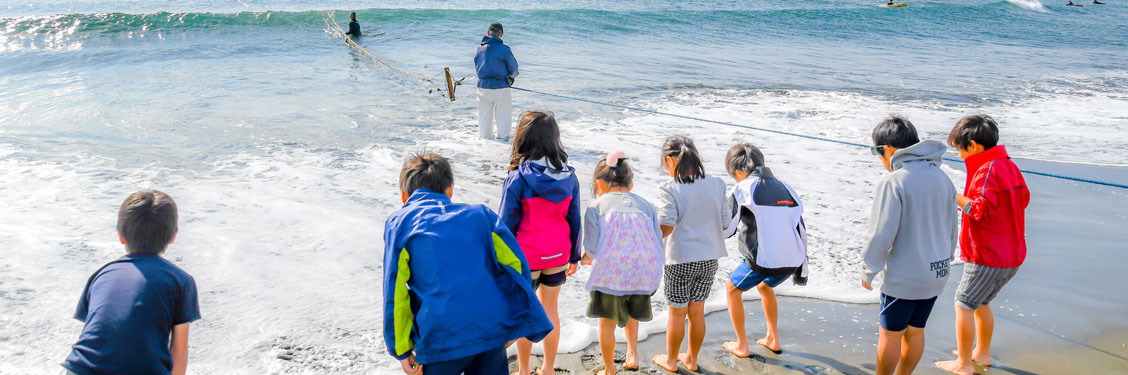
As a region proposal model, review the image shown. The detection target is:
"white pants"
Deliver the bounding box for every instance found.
[477,87,512,139]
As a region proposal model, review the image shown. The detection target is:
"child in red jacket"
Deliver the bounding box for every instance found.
[937,115,1030,375]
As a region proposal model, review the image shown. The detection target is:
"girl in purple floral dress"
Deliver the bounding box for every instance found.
[580,150,664,375]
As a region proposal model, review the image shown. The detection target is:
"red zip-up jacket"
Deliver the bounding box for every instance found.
[960,145,1029,268]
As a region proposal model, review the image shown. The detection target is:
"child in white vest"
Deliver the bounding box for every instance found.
[720,143,809,358]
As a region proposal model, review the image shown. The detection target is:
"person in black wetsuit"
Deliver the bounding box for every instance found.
[1092,0,1105,4]
[345,12,361,37]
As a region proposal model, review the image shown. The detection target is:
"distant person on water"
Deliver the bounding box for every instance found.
[1092,0,1104,4]
[474,22,519,140]
[382,152,553,375]
[936,115,1029,375]
[62,191,199,375]
[720,143,809,358]
[344,12,361,37]
[861,116,958,375]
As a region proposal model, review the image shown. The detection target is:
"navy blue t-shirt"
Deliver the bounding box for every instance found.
[62,254,201,375]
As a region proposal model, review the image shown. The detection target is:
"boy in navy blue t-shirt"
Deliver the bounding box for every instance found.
[62,190,200,375]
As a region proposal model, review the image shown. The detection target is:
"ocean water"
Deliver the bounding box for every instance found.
[2,0,1127,373]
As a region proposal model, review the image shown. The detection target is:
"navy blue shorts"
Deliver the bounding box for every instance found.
[729,262,790,292]
[878,293,937,332]
[422,347,507,375]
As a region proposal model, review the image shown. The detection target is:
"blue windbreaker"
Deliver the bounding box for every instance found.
[382,189,553,364]
[474,36,518,89]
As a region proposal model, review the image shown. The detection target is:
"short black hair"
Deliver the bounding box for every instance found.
[488,22,503,35]
[948,114,999,150]
[399,152,454,195]
[117,190,178,255]
[872,116,920,149]
[660,135,706,184]
[725,143,765,177]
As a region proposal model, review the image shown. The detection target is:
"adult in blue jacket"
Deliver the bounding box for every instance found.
[474,22,519,140]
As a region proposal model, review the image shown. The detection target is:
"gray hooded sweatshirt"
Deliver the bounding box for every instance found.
[861,140,959,300]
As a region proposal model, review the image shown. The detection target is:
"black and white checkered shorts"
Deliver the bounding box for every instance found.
[663,259,718,308]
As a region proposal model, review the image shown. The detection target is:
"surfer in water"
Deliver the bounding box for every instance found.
[1092,0,1105,4]
[888,0,894,5]
[344,12,361,37]
[1066,1,1084,6]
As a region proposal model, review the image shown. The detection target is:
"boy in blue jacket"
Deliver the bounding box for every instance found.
[383,152,554,375]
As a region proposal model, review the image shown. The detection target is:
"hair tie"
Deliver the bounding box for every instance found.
[606,150,626,168]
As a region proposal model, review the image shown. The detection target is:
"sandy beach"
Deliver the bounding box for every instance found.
[522,161,1128,375]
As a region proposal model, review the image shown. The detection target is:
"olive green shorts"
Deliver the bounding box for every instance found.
[586,291,653,327]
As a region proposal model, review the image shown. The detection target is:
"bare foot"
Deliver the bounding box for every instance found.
[623,351,639,370]
[936,359,975,375]
[536,367,556,375]
[677,352,699,372]
[756,337,782,354]
[722,341,751,358]
[950,350,993,366]
[651,354,678,372]
[596,367,616,375]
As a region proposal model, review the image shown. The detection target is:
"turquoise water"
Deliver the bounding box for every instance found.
[2,1,1126,373]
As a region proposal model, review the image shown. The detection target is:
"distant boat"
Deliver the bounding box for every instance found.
[886,3,909,7]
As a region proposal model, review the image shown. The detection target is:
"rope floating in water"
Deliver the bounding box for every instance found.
[325,11,459,101]
[510,87,1128,189]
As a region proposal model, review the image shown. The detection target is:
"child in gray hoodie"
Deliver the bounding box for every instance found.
[861,116,959,375]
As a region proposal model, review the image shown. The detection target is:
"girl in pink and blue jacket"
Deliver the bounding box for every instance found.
[499,110,581,375]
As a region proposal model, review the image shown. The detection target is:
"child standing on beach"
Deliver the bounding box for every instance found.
[861,116,959,375]
[581,150,665,375]
[651,135,730,373]
[936,115,1029,375]
[499,110,582,375]
[719,144,809,358]
[383,153,554,375]
[62,190,200,375]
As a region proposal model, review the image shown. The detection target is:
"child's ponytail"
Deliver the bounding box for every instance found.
[660,135,706,184]
[592,150,634,197]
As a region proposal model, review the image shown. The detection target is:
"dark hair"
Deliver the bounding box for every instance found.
[872,116,920,149]
[117,190,178,255]
[489,22,503,35]
[399,152,454,195]
[948,114,999,150]
[509,110,568,171]
[350,12,356,19]
[660,135,706,184]
[725,143,765,177]
[592,157,634,197]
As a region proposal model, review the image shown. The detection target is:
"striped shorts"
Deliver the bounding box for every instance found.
[663,259,718,308]
[955,263,1020,310]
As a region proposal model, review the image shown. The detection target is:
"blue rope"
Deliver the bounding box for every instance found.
[511,86,1128,190]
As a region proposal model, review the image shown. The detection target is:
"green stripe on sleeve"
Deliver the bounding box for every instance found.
[492,233,523,275]
[394,248,414,356]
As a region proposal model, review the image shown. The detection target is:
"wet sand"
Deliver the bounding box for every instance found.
[515,160,1128,375]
